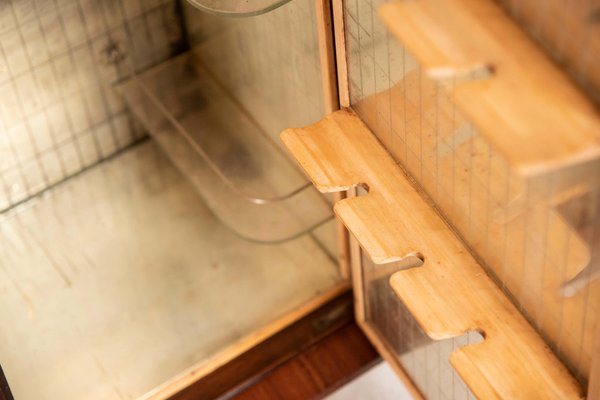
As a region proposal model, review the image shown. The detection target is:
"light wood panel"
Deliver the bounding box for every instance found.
[316,0,339,115]
[332,0,350,108]
[231,322,379,400]
[355,69,596,377]
[378,0,600,176]
[315,0,351,279]
[281,109,583,399]
[167,289,354,400]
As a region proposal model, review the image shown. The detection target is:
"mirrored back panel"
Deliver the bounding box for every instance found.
[344,0,600,389]
[0,0,185,211]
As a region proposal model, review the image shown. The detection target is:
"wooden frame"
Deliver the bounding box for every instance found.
[281,109,583,399]
[167,288,354,400]
[332,0,350,109]
[316,0,339,115]
[331,2,424,398]
[316,0,352,279]
[143,282,350,399]
[348,247,425,400]
[379,0,600,177]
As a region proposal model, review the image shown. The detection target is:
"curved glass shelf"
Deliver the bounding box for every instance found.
[185,0,291,17]
[118,51,333,243]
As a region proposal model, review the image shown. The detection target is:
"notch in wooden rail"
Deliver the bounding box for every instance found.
[378,0,600,177]
[281,109,583,399]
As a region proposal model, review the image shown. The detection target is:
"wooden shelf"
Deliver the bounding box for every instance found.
[358,68,593,370]
[281,109,583,399]
[378,0,600,177]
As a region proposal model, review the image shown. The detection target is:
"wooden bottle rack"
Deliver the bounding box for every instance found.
[281,109,583,399]
[378,0,600,177]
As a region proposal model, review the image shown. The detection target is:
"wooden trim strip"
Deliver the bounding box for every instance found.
[316,0,339,114]
[141,281,350,400]
[332,0,350,108]
[316,0,351,279]
[357,321,425,400]
[280,109,583,399]
[346,188,423,399]
[169,289,354,400]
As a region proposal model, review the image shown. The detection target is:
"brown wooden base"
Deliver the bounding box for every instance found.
[169,289,358,400]
[0,365,13,400]
[232,322,380,400]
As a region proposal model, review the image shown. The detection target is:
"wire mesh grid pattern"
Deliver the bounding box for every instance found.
[0,0,185,212]
[182,0,325,144]
[343,0,600,393]
[498,0,600,103]
[361,252,481,400]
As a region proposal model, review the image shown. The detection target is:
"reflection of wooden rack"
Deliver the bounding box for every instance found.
[281,109,583,399]
[379,0,600,177]
[376,0,599,377]
[354,69,594,376]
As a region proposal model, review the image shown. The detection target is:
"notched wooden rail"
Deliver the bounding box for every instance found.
[281,109,583,399]
[378,0,600,176]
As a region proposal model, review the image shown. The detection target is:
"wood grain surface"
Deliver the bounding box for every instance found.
[379,0,600,176]
[167,288,354,400]
[355,69,595,377]
[281,109,584,399]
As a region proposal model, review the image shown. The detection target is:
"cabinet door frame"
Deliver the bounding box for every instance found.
[330,1,424,398]
[329,1,599,398]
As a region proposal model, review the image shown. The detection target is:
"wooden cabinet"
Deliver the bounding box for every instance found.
[280,0,600,398]
[0,1,597,399]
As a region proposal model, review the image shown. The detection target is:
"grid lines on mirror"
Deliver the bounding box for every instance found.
[344,0,600,390]
[0,0,186,211]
